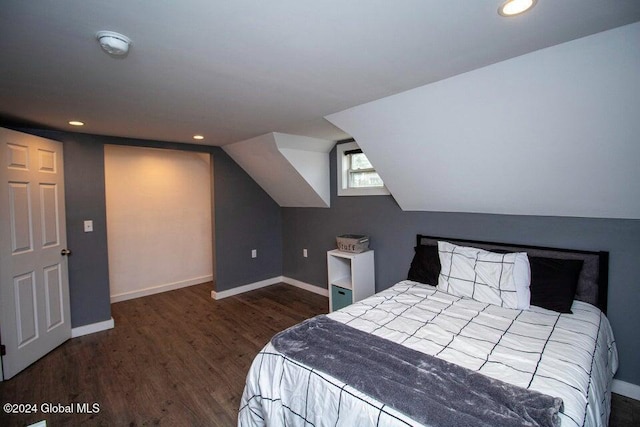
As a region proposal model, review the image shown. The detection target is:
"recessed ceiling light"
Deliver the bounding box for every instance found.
[68,121,84,126]
[498,0,537,17]
[193,135,204,140]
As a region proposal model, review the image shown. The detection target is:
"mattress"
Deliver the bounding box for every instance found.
[238,280,618,426]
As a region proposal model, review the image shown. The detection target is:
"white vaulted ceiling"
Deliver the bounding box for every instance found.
[223,133,333,207]
[327,23,640,219]
[1,1,639,146]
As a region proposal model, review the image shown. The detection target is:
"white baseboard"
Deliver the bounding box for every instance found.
[71,317,115,338]
[110,275,213,303]
[211,276,283,300]
[211,276,329,300]
[613,379,640,401]
[282,276,329,297]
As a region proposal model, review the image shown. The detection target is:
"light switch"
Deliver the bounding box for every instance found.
[251,249,257,258]
[84,220,93,232]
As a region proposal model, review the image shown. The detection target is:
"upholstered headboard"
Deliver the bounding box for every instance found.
[416,235,609,314]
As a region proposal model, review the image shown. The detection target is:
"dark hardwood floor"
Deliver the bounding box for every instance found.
[611,393,640,427]
[0,282,638,426]
[0,282,327,426]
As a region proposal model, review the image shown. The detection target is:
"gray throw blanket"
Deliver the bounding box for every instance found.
[271,315,563,427]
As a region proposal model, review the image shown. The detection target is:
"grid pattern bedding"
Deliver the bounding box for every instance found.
[238,281,618,427]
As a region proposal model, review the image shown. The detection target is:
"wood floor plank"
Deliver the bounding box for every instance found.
[0,281,637,426]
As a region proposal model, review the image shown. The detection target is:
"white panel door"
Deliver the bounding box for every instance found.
[0,127,71,379]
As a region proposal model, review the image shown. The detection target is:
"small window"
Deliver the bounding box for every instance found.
[337,141,389,196]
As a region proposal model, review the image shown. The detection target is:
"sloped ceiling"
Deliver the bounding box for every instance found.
[1,1,639,145]
[326,23,640,219]
[2,2,639,214]
[223,133,333,207]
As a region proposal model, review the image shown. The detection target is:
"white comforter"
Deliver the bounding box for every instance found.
[239,281,618,426]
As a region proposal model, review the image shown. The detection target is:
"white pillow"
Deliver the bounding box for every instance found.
[513,252,531,310]
[437,241,530,310]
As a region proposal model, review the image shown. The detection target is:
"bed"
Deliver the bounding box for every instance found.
[238,235,618,426]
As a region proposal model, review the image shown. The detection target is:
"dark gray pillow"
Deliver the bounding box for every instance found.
[530,257,584,313]
[407,245,440,286]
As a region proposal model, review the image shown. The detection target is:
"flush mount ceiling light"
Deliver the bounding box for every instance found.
[498,0,537,17]
[96,31,131,56]
[68,120,84,126]
[193,135,205,140]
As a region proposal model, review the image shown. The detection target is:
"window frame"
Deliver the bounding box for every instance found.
[337,141,390,197]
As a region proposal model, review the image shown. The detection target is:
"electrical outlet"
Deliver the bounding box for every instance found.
[303,248,308,258]
[251,249,257,258]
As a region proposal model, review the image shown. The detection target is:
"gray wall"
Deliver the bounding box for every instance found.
[213,146,283,291]
[15,128,282,324]
[56,132,111,328]
[282,144,640,385]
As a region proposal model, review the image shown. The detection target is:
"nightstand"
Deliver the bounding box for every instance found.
[327,249,375,312]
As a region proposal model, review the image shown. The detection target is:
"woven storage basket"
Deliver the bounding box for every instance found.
[336,234,369,253]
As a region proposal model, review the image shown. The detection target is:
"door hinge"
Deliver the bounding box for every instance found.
[0,344,5,356]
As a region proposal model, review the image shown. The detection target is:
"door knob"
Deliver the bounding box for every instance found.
[61,248,72,256]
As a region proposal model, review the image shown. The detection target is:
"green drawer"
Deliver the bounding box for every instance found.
[331,285,352,311]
